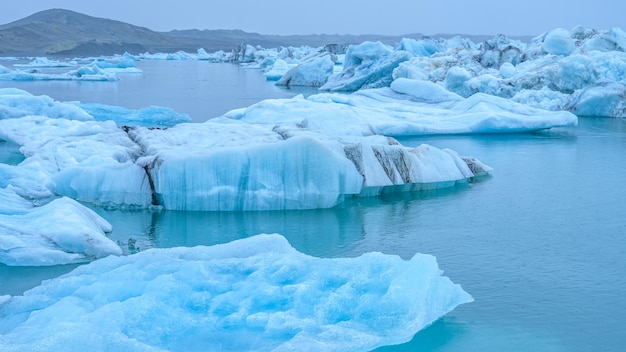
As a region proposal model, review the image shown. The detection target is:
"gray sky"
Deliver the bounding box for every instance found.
[1,0,623,37]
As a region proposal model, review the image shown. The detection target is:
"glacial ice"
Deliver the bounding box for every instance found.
[320,41,413,92]
[0,116,153,208]
[247,26,626,117]
[0,234,472,351]
[0,88,190,127]
[229,79,577,136]
[392,27,626,117]
[128,121,363,211]
[13,57,77,68]
[0,190,121,266]
[0,55,141,81]
[75,102,191,127]
[0,88,92,120]
[0,63,118,81]
[276,53,336,87]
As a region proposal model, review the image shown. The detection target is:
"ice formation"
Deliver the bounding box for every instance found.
[0,116,153,208]
[276,52,336,87]
[1,75,580,215]
[0,194,120,266]
[228,80,576,136]
[13,57,77,68]
[0,55,141,81]
[0,88,190,127]
[393,27,626,117]
[320,41,413,92]
[243,26,626,117]
[75,103,191,127]
[0,234,472,351]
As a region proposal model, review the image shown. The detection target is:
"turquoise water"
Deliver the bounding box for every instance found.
[1,61,625,351]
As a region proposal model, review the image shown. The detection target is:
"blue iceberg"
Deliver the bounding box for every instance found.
[0,234,472,351]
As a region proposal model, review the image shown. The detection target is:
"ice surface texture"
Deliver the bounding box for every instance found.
[0,234,472,351]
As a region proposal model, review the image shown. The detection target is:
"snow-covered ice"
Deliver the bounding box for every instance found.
[0,234,472,351]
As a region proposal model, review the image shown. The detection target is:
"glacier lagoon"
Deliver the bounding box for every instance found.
[0,59,625,351]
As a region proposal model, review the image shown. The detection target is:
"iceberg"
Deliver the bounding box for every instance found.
[0,189,120,266]
[0,62,119,81]
[255,26,626,117]
[230,79,577,136]
[0,234,472,351]
[0,88,93,121]
[0,88,190,127]
[75,103,191,127]
[276,52,336,87]
[392,27,626,117]
[0,116,153,208]
[320,41,413,92]
[13,57,77,68]
[263,59,294,81]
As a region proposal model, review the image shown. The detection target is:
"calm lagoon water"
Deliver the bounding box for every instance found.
[1,60,625,351]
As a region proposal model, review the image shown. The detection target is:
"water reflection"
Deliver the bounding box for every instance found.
[93,182,478,260]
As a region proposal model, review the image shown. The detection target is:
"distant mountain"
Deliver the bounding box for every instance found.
[0,9,184,56]
[0,9,532,57]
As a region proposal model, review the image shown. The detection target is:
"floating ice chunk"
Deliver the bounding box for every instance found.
[263,59,292,81]
[0,116,153,207]
[499,62,516,79]
[321,41,413,91]
[75,103,191,127]
[566,82,626,117]
[89,57,142,74]
[344,142,478,196]
[0,194,120,266]
[276,53,335,87]
[578,27,626,52]
[0,234,472,351]
[196,48,231,62]
[397,37,442,57]
[0,62,118,81]
[0,88,92,121]
[13,57,76,68]
[542,28,576,56]
[390,78,463,104]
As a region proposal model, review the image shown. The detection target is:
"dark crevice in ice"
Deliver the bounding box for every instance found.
[122,125,160,206]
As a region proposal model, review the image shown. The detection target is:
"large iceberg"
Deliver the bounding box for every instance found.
[0,234,472,351]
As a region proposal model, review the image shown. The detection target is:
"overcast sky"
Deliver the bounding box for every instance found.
[1,0,623,37]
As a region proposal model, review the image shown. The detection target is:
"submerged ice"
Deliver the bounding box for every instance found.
[0,234,473,351]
